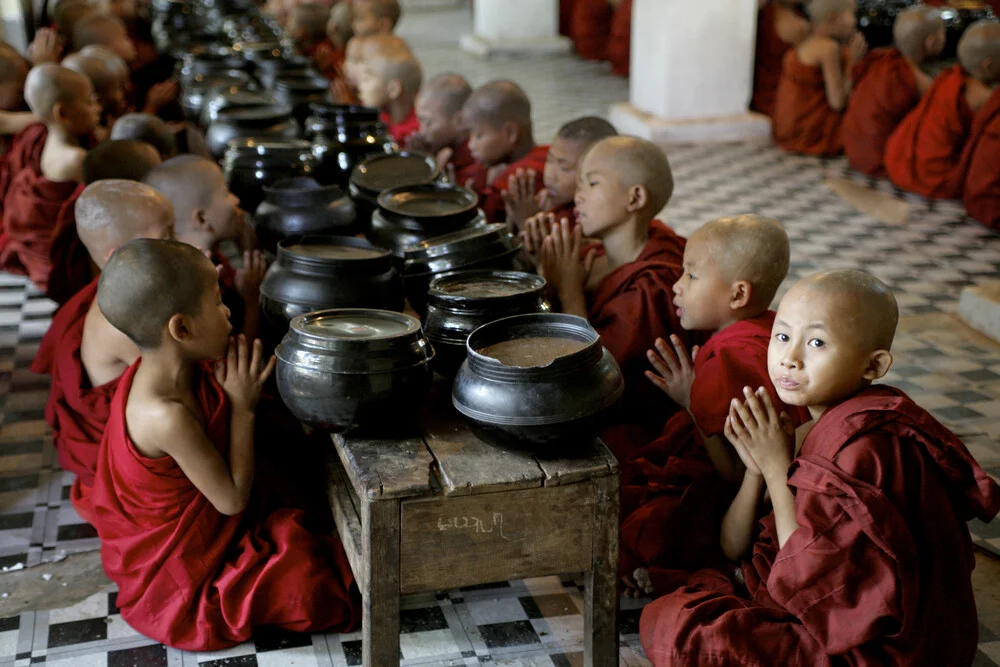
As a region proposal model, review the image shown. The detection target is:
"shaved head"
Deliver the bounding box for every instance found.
[692,215,790,309]
[893,7,946,62]
[419,73,472,115]
[791,269,898,350]
[53,0,96,41]
[79,44,129,77]
[806,0,853,24]
[585,136,674,213]
[463,80,532,129]
[110,112,177,157]
[556,116,618,145]
[958,20,1000,84]
[290,3,331,41]
[75,180,175,269]
[357,0,400,25]
[327,1,354,47]
[143,155,225,233]
[72,13,126,51]
[82,139,161,184]
[24,64,92,121]
[98,239,215,349]
[61,51,120,92]
[366,36,421,94]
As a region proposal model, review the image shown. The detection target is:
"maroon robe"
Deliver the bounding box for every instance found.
[46,183,94,306]
[772,49,845,156]
[752,2,793,118]
[606,0,632,77]
[956,87,1000,231]
[479,144,549,223]
[380,107,420,145]
[571,0,612,60]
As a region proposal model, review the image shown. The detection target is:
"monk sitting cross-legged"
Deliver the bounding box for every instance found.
[751,0,810,118]
[406,73,477,186]
[772,0,867,156]
[843,6,946,177]
[540,136,693,463]
[620,215,811,599]
[356,35,421,144]
[885,21,1000,199]
[31,180,174,525]
[90,239,359,650]
[0,64,100,289]
[639,269,1000,667]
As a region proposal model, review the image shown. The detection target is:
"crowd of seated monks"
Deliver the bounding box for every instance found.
[753,0,1000,232]
[0,0,998,663]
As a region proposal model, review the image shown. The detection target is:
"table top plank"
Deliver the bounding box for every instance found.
[333,433,436,500]
[534,439,618,486]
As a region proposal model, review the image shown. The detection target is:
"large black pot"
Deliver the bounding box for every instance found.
[306,103,381,135]
[200,89,277,129]
[181,70,256,121]
[206,104,299,158]
[260,236,404,331]
[311,118,395,188]
[424,270,550,378]
[276,308,434,433]
[254,177,358,252]
[178,48,245,85]
[222,138,316,214]
[452,313,623,448]
[369,183,483,257]
[273,74,333,128]
[348,151,440,230]
[856,0,915,49]
[254,54,313,88]
[402,223,521,315]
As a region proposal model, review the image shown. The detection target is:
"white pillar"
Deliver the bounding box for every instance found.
[610,0,770,143]
[460,0,571,58]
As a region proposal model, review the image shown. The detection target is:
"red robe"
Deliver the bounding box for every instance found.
[381,107,420,145]
[560,0,575,36]
[30,278,110,526]
[46,183,94,307]
[884,65,973,199]
[843,48,921,177]
[0,123,80,289]
[91,360,359,651]
[308,39,344,81]
[479,144,550,223]
[591,220,695,462]
[639,385,1000,667]
[571,0,612,60]
[619,312,811,587]
[448,138,482,193]
[957,87,1000,231]
[606,0,632,77]
[751,2,794,118]
[772,49,845,156]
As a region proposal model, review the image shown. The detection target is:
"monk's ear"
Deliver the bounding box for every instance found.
[192,208,209,230]
[166,313,193,343]
[386,78,403,101]
[626,184,649,212]
[730,280,752,310]
[501,120,519,146]
[862,349,892,381]
[51,101,68,125]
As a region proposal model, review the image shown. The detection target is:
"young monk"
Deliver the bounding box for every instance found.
[108,111,178,159]
[957,75,1000,231]
[330,34,365,104]
[639,269,1000,666]
[462,80,549,223]
[143,155,263,340]
[52,0,96,54]
[620,215,811,597]
[90,238,359,650]
[62,50,129,131]
[31,180,174,525]
[751,0,810,117]
[406,72,476,181]
[0,65,100,289]
[73,14,138,65]
[885,20,1000,199]
[47,139,163,306]
[772,0,867,156]
[351,0,400,37]
[843,7,946,177]
[541,136,691,461]
[356,35,421,144]
[504,116,617,231]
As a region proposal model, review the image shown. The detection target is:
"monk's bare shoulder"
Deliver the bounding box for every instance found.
[798,35,840,67]
[774,5,810,46]
[41,144,86,183]
[125,394,195,459]
[965,79,995,112]
[80,298,139,388]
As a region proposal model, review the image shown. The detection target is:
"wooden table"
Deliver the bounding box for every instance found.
[326,385,620,666]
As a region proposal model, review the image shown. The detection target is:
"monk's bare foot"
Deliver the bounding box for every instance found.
[633,567,654,596]
[621,574,642,599]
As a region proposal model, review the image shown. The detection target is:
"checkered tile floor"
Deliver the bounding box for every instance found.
[0,2,999,665]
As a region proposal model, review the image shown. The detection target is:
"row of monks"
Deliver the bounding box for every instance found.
[0,0,998,663]
[753,0,1000,230]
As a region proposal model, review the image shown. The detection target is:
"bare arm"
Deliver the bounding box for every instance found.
[765,470,799,548]
[817,41,851,111]
[0,111,39,135]
[721,470,765,561]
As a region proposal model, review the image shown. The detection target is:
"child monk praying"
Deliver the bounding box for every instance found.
[843,6,946,176]
[406,72,476,181]
[356,35,421,143]
[541,135,691,462]
[639,269,1000,666]
[619,215,810,597]
[751,0,810,118]
[32,180,174,525]
[90,238,359,650]
[772,0,867,156]
[885,20,1000,199]
[351,0,400,37]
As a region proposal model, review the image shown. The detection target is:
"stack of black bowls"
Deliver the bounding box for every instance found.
[349,151,441,230]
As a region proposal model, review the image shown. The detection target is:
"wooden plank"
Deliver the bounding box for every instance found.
[326,454,365,590]
[584,471,620,667]
[398,483,594,594]
[333,433,436,500]
[361,498,401,667]
[534,439,618,487]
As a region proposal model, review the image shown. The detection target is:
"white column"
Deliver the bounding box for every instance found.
[610,0,770,143]
[460,0,571,58]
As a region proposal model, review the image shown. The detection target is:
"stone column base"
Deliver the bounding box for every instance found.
[459,33,572,58]
[959,280,1000,344]
[609,102,772,144]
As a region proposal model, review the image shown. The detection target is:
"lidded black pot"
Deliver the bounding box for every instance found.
[206,103,299,158]
[348,151,441,230]
[370,182,484,258]
[254,178,358,253]
[307,103,395,188]
[222,138,316,215]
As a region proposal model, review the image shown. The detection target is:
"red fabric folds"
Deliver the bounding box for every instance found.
[380,107,420,145]
[606,0,632,77]
[46,183,94,306]
[957,88,1000,231]
[639,385,1000,667]
[91,360,360,651]
[752,3,793,118]
[772,49,845,156]
[843,48,921,177]
[479,144,549,223]
[571,0,612,60]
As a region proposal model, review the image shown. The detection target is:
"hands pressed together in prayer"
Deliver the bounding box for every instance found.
[536,218,597,319]
[645,335,700,410]
[724,386,795,481]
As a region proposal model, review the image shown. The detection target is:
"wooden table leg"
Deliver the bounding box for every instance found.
[362,498,401,667]
[585,473,620,667]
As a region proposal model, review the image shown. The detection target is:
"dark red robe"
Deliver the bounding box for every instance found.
[884,65,972,199]
[590,220,695,462]
[957,87,1000,231]
[571,0,612,60]
[448,138,482,193]
[843,48,921,177]
[560,0,575,36]
[479,144,550,223]
[91,360,359,651]
[751,2,793,118]
[381,107,420,145]
[772,49,845,156]
[0,123,80,289]
[619,312,811,587]
[639,385,1000,667]
[606,0,632,77]
[30,278,110,526]
[46,183,94,307]
[308,38,344,81]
